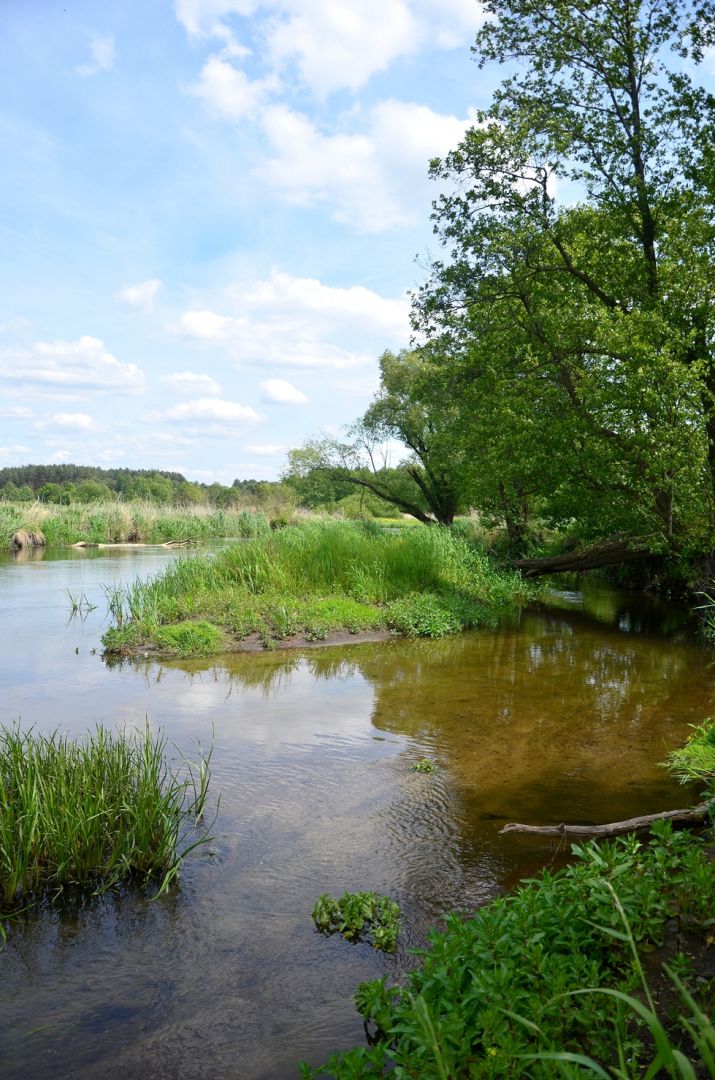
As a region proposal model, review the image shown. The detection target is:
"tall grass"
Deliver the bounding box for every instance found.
[103,520,530,654]
[0,500,270,548]
[0,724,212,913]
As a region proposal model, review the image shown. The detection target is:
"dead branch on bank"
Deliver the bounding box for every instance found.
[500,803,711,837]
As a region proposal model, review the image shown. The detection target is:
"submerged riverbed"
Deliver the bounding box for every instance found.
[1,544,712,1079]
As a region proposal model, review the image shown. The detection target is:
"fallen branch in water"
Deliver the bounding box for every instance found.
[500,803,711,837]
[72,538,198,549]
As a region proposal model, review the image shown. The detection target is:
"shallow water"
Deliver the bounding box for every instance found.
[0,547,712,1079]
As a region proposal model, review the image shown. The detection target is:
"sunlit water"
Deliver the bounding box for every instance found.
[0,545,713,1079]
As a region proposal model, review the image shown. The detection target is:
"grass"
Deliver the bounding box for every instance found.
[301,822,715,1078]
[0,500,271,549]
[101,519,531,656]
[666,720,715,782]
[0,724,212,917]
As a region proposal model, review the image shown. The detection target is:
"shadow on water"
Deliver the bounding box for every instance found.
[0,555,713,1078]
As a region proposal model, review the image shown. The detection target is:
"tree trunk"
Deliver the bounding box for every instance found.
[511,536,657,578]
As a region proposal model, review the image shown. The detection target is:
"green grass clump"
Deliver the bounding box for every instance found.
[155,620,224,656]
[301,823,715,1078]
[102,520,530,656]
[312,891,400,953]
[666,720,715,782]
[0,724,212,914]
[1,500,270,549]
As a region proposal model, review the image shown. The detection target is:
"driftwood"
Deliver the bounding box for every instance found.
[500,803,711,837]
[71,538,198,549]
[512,535,657,578]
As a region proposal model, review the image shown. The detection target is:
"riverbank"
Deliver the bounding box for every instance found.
[0,500,270,550]
[102,520,532,657]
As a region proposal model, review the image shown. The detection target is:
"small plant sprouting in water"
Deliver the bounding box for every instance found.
[412,758,437,774]
[311,891,400,952]
[66,589,97,618]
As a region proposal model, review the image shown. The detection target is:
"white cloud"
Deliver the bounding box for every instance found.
[0,444,31,459]
[175,0,258,39]
[1,406,34,419]
[257,100,474,231]
[0,336,145,394]
[50,412,95,431]
[76,32,115,77]
[176,0,483,94]
[260,377,308,404]
[244,443,289,454]
[174,270,409,371]
[49,450,72,462]
[115,278,162,311]
[176,309,236,339]
[188,56,277,119]
[151,397,261,423]
[161,370,222,396]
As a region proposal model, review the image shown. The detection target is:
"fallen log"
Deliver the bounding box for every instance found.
[500,802,711,837]
[72,538,198,549]
[512,535,657,578]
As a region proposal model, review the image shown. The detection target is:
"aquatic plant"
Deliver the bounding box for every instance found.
[411,758,437,773]
[0,724,213,914]
[301,823,715,1077]
[666,720,715,782]
[312,891,400,952]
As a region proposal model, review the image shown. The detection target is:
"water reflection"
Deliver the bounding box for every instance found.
[0,554,713,1079]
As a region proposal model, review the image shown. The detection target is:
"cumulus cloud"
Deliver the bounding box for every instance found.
[257,100,474,231]
[50,412,95,431]
[260,378,308,404]
[244,443,289,454]
[150,397,261,423]
[76,32,115,77]
[115,278,162,311]
[0,444,31,459]
[0,336,145,394]
[188,56,277,119]
[174,270,409,370]
[176,0,483,94]
[161,370,222,396]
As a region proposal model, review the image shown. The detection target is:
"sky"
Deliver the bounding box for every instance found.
[0,0,497,484]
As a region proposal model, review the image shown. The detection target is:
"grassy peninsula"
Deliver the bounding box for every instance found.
[102,520,530,656]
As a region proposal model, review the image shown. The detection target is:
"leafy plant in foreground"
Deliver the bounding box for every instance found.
[412,758,437,773]
[312,891,400,953]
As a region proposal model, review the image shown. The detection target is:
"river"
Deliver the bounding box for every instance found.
[0,543,712,1079]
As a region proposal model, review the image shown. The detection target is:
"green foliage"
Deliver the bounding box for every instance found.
[386,591,496,637]
[101,520,530,655]
[311,891,400,953]
[154,620,223,656]
[0,724,212,916]
[411,758,437,773]
[665,720,715,782]
[302,824,715,1077]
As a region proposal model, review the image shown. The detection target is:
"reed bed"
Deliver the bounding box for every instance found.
[0,725,212,913]
[0,501,270,549]
[103,519,531,655]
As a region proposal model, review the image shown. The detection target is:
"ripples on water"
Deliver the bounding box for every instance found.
[0,547,712,1078]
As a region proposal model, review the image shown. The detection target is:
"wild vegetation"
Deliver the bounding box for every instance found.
[302,822,715,1078]
[101,519,530,655]
[0,724,212,919]
[0,500,271,550]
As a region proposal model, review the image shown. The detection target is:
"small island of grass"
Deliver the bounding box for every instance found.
[101,519,531,657]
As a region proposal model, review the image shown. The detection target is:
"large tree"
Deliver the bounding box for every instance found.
[415,0,715,556]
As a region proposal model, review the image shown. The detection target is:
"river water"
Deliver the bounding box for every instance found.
[1,544,713,1079]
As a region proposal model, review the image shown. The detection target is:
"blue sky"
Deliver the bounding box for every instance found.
[0,0,495,483]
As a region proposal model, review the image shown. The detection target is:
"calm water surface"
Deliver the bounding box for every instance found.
[0,545,713,1079]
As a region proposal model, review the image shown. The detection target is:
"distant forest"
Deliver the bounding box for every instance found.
[0,464,280,507]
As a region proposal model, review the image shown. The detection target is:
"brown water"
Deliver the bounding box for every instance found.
[0,546,713,1079]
